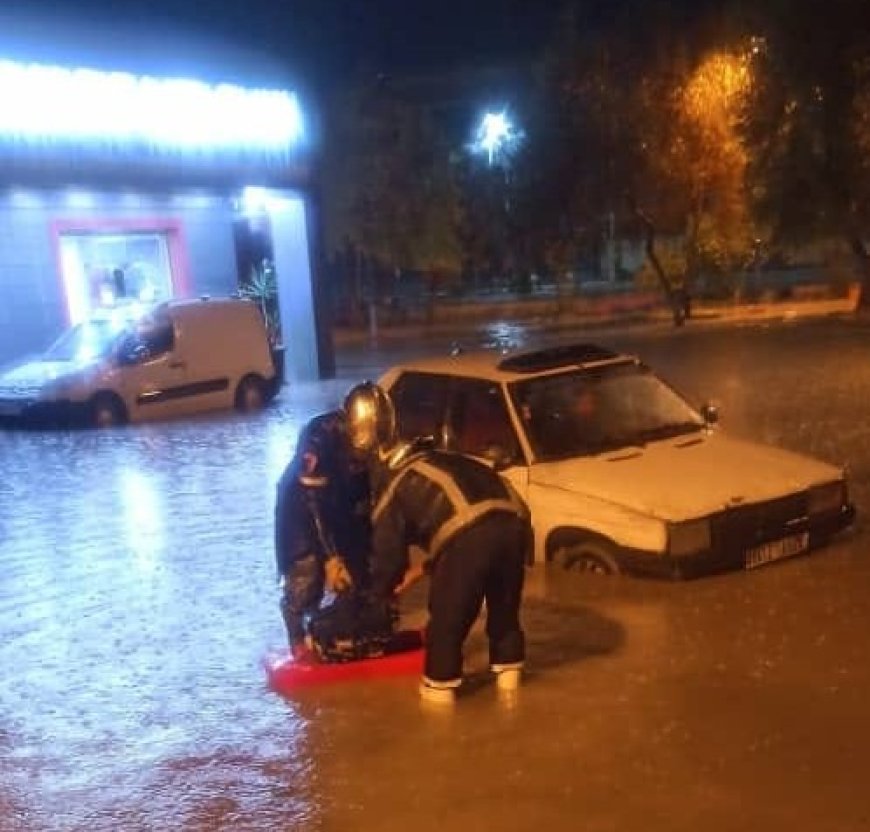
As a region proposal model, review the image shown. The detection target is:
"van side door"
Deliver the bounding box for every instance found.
[116,311,190,421]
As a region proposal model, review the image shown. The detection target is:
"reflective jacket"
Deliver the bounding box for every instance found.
[369,449,529,597]
[274,465,336,577]
[274,412,372,579]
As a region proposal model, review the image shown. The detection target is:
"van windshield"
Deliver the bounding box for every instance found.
[43,320,128,362]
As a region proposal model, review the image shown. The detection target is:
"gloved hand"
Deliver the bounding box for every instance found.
[324,555,354,593]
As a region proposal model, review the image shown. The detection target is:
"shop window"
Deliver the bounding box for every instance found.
[60,232,174,325]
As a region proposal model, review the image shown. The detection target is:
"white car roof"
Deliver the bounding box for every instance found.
[383,342,639,384]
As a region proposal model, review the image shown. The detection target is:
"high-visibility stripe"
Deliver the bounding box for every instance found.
[372,456,526,557]
[427,498,521,556]
[372,466,412,523]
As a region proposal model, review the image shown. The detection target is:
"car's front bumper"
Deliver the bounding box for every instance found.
[0,398,91,429]
[618,502,856,580]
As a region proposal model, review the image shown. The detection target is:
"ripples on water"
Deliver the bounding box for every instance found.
[0,399,328,831]
[3,322,870,830]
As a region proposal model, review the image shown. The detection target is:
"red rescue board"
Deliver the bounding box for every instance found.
[264,630,425,693]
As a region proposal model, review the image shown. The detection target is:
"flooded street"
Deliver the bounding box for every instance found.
[2,317,870,831]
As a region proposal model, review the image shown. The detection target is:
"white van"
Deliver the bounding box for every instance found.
[0,297,279,427]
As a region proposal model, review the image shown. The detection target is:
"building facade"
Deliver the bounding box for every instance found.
[0,56,332,381]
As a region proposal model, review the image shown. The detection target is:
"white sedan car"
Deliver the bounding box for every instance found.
[379,342,855,578]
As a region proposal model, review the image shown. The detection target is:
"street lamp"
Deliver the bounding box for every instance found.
[470,109,523,167]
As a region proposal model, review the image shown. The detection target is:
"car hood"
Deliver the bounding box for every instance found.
[529,431,843,522]
[0,359,91,391]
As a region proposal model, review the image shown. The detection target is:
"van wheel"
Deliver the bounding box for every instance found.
[235,375,266,412]
[90,393,127,428]
[552,540,620,575]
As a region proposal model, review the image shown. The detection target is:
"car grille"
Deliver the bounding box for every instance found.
[711,492,809,553]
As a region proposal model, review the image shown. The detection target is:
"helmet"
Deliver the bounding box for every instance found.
[293,410,349,487]
[343,382,396,457]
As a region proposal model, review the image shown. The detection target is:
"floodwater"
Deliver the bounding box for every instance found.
[2,317,870,831]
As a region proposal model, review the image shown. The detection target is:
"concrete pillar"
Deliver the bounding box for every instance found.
[269,190,333,382]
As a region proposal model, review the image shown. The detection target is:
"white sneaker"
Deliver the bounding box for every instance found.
[419,681,457,706]
[494,668,521,692]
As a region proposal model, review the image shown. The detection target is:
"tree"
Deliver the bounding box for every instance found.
[321,76,462,307]
[663,45,757,285]
[529,3,710,322]
[523,5,652,278]
[531,3,772,319]
[743,0,870,301]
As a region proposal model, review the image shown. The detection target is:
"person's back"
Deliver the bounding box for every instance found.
[369,446,531,703]
[370,448,527,594]
[342,380,531,703]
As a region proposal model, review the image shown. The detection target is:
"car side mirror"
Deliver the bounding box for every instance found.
[701,402,719,426]
[120,344,148,366]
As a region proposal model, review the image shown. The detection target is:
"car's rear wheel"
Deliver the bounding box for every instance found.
[90,393,127,428]
[235,375,267,412]
[552,540,620,575]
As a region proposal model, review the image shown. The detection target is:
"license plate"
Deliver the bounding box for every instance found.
[745,531,810,570]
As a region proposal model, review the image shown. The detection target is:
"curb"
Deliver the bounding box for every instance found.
[332,297,860,347]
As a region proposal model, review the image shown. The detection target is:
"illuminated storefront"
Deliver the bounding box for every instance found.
[0,58,331,381]
[55,220,183,325]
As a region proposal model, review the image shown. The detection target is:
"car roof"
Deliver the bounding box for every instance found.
[387,342,638,383]
[166,296,253,311]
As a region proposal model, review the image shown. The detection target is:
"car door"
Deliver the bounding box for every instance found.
[445,378,530,502]
[116,313,190,421]
[390,371,453,444]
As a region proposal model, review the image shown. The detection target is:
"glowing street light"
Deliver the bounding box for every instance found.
[471,109,523,167]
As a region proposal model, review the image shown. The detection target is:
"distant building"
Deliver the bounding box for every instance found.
[0,18,331,380]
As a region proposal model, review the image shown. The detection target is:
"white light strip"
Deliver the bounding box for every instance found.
[0,60,303,151]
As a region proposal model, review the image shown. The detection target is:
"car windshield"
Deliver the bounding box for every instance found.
[509,362,704,461]
[43,320,128,362]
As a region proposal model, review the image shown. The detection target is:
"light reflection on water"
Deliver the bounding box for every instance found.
[0,403,322,830]
[481,320,528,351]
[119,467,163,576]
[2,321,870,829]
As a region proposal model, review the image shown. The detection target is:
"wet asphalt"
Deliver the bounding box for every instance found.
[2,316,870,831]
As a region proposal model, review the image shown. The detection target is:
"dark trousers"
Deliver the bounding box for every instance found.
[424,511,528,684]
[280,554,324,646]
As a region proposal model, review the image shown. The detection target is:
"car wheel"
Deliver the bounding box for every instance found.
[90,393,127,428]
[552,540,620,575]
[235,375,266,412]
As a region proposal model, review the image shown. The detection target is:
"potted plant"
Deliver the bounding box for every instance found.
[238,259,285,384]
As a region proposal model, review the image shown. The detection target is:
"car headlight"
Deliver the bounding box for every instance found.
[808,481,846,516]
[668,519,712,557]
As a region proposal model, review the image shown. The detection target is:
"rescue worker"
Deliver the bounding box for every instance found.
[343,381,532,705]
[274,409,371,661]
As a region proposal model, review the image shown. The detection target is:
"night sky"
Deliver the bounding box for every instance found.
[0,0,722,103]
[0,0,569,91]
